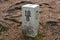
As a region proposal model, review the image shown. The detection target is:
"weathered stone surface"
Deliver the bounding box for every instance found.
[22,4,39,37]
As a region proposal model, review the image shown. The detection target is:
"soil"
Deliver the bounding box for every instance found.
[0,0,60,40]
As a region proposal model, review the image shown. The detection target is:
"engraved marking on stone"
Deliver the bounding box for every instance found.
[36,11,38,19]
[23,25,33,35]
[25,10,31,21]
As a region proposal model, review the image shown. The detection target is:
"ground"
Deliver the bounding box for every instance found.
[0,0,60,40]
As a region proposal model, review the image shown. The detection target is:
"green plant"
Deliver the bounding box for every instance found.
[24,32,45,40]
[0,24,8,35]
[0,25,8,32]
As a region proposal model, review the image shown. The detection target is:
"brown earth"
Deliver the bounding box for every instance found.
[0,0,60,40]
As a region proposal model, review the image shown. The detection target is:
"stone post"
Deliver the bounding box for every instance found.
[22,4,39,37]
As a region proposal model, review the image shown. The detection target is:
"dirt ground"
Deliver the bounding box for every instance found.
[0,0,60,40]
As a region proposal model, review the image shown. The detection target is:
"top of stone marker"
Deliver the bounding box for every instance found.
[22,4,39,8]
